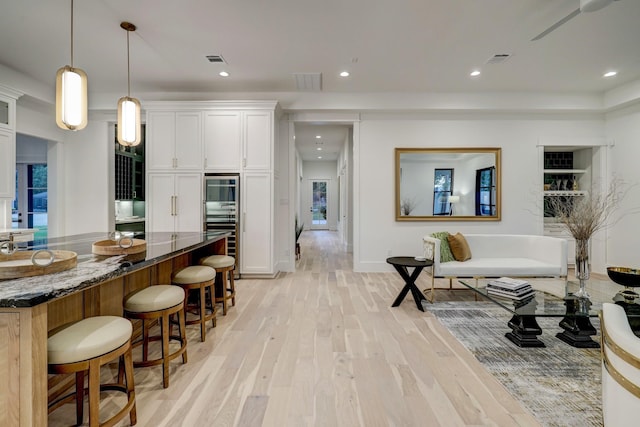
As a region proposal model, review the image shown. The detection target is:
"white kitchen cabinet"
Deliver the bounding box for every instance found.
[241,172,273,276]
[147,173,202,233]
[243,111,272,171]
[146,111,202,171]
[203,109,273,172]
[203,111,242,171]
[0,129,14,198]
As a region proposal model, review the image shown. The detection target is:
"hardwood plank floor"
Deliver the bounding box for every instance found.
[49,230,541,426]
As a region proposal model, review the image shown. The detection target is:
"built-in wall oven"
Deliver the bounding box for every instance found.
[203,174,240,278]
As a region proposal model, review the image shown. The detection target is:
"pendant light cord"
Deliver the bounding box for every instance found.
[127,29,131,97]
[70,0,74,67]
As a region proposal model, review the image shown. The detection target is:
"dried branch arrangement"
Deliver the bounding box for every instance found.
[546,179,627,251]
[401,197,417,215]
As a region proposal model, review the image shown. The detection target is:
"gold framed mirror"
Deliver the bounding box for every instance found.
[395,147,501,221]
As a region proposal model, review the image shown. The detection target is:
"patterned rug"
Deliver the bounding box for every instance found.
[425,301,602,427]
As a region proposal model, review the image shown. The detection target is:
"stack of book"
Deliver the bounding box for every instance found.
[486,277,535,300]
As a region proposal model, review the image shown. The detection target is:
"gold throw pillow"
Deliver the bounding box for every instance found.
[447,233,472,261]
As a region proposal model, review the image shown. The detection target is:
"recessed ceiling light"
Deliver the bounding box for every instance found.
[317,156,322,159]
[340,71,350,77]
[470,70,481,77]
[219,71,229,77]
[317,147,322,151]
[315,135,321,139]
[603,71,617,78]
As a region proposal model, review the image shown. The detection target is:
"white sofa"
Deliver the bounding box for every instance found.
[422,233,568,301]
[600,303,640,427]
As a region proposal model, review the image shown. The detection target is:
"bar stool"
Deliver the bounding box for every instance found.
[123,285,188,389]
[48,316,137,427]
[200,255,236,315]
[172,265,217,342]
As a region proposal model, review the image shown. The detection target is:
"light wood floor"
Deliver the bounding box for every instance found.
[49,230,542,426]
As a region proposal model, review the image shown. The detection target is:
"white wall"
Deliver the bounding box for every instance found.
[605,104,640,268]
[62,119,111,234]
[355,113,606,271]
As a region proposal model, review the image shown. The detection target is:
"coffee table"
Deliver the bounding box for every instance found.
[457,278,640,348]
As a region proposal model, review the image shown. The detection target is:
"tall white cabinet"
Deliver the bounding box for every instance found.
[147,173,202,233]
[145,101,279,277]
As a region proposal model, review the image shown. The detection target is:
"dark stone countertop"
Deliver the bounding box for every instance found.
[0,231,229,308]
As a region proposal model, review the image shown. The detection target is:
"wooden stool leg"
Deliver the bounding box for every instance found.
[123,347,137,425]
[161,313,170,388]
[75,371,85,425]
[221,272,229,315]
[178,308,188,364]
[209,283,216,328]
[142,319,149,362]
[199,285,207,342]
[88,359,100,427]
[229,270,236,307]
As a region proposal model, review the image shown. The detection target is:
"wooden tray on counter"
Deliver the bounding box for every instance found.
[92,238,147,256]
[0,250,78,280]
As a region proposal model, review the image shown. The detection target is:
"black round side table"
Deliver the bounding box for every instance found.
[386,256,433,312]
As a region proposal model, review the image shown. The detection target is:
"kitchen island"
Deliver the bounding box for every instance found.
[0,231,228,426]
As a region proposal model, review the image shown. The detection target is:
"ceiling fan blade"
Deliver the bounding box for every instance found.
[531,8,581,41]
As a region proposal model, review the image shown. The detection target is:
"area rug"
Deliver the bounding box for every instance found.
[425,301,602,427]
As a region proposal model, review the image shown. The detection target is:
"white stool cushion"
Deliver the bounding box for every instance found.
[48,316,132,365]
[172,265,216,284]
[124,285,185,313]
[200,255,235,269]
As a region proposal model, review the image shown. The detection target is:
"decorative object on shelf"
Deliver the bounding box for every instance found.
[546,178,627,298]
[117,21,142,147]
[55,0,88,131]
[572,175,579,191]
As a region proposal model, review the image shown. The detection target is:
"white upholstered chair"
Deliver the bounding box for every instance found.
[599,303,640,427]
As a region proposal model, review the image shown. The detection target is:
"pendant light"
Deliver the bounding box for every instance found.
[55,0,88,130]
[117,22,141,147]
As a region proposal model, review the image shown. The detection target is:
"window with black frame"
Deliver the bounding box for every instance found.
[433,168,453,215]
[476,166,496,216]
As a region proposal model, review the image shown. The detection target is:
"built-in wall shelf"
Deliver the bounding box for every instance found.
[543,169,587,174]
[543,190,588,196]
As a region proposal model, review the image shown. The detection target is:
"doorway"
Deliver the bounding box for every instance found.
[14,134,49,241]
[308,179,329,229]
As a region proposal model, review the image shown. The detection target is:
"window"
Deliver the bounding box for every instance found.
[476,167,496,216]
[433,169,453,215]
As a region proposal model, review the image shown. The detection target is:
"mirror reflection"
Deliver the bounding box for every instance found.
[395,147,501,221]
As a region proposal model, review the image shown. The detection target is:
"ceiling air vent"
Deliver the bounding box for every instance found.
[486,53,512,64]
[206,55,226,63]
[293,73,322,91]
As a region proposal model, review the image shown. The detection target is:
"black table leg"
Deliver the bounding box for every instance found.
[391,265,425,312]
[505,314,545,347]
[556,296,599,348]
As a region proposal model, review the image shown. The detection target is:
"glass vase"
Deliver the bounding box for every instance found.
[574,238,590,298]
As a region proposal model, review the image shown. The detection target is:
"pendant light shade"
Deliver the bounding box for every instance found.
[117,22,141,147]
[117,96,141,145]
[55,0,88,130]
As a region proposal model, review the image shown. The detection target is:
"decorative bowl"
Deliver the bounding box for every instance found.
[607,267,640,288]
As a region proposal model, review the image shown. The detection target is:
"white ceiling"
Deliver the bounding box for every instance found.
[1,0,639,160]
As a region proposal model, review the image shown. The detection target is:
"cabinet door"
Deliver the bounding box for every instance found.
[241,172,272,274]
[174,112,202,170]
[0,129,15,198]
[243,111,272,171]
[203,111,242,171]
[175,174,202,232]
[147,174,176,232]
[146,112,176,171]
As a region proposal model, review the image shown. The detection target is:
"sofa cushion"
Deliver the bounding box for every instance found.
[438,257,563,277]
[448,232,472,261]
[431,231,455,263]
